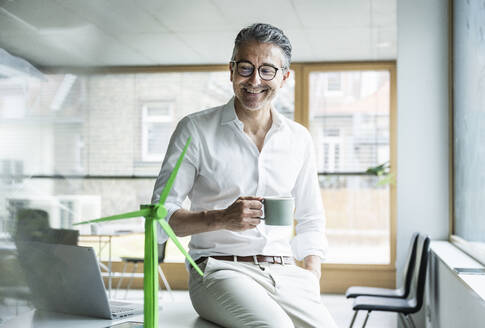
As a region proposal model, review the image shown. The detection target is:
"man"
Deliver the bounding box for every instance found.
[152,23,337,328]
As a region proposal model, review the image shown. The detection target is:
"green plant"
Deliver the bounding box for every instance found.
[366,161,394,186]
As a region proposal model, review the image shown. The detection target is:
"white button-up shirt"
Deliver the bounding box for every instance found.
[151,97,328,263]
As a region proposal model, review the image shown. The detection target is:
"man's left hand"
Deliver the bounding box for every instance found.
[303,255,322,280]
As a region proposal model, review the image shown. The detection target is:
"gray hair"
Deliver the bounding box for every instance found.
[231,23,292,69]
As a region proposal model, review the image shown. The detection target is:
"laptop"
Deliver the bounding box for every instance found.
[16,241,144,319]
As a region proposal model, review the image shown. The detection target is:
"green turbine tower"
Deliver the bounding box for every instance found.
[74,137,203,328]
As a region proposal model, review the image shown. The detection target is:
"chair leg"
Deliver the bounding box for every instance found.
[124,262,138,299]
[398,313,415,328]
[405,314,416,328]
[361,311,371,328]
[115,261,128,299]
[349,310,358,328]
[158,265,174,302]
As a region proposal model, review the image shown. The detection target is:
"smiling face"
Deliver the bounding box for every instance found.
[230,40,290,113]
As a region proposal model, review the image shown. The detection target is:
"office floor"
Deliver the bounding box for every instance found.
[0,290,397,328]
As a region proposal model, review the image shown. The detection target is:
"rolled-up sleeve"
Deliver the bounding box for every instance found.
[151,116,199,242]
[290,131,328,261]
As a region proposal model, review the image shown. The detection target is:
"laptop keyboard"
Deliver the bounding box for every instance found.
[112,305,135,313]
[110,302,137,318]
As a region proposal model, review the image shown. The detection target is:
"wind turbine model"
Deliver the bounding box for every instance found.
[74,137,203,328]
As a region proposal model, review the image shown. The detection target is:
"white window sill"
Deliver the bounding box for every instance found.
[430,241,485,301]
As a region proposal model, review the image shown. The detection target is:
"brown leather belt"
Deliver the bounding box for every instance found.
[195,255,294,265]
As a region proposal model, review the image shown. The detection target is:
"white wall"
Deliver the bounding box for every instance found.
[397,0,450,326]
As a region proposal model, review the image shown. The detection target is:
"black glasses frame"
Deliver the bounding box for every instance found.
[230,60,286,81]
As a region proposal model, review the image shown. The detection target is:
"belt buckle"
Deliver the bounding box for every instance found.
[274,256,283,265]
[252,255,259,265]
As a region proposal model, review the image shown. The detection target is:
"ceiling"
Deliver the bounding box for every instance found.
[0,0,396,67]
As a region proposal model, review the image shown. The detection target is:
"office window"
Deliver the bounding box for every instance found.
[327,72,342,93]
[309,69,392,264]
[1,159,23,185]
[452,0,485,263]
[59,200,73,229]
[141,101,174,162]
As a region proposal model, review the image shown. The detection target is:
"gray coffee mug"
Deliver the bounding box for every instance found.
[261,196,295,226]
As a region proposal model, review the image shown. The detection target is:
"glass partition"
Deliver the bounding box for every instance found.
[0,68,295,265]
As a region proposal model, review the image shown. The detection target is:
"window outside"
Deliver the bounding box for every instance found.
[309,70,391,264]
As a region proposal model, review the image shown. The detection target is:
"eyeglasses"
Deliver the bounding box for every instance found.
[230,60,285,81]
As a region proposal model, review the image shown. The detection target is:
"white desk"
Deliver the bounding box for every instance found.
[2,305,220,328]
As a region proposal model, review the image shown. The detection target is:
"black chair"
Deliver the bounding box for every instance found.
[349,233,430,328]
[9,208,79,305]
[14,209,50,243]
[14,208,79,246]
[115,242,173,300]
[45,228,79,246]
[346,232,419,299]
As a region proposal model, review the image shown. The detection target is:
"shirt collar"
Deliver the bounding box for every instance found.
[220,97,240,126]
[220,96,287,130]
[270,106,285,129]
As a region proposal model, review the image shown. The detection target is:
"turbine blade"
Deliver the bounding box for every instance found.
[73,208,151,225]
[159,137,191,205]
[158,219,204,276]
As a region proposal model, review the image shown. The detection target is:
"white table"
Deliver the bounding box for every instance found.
[2,306,220,328]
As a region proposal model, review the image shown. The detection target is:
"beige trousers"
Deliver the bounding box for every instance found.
[188,257,338,328]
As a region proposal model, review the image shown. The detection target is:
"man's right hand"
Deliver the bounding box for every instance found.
[170,196,264,237]
[219,196,264,231]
